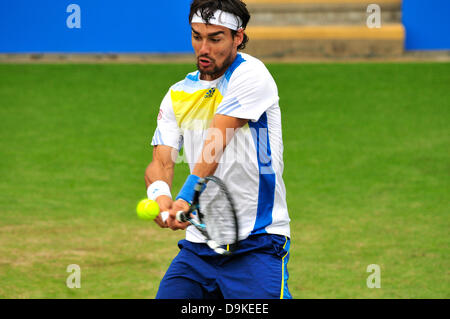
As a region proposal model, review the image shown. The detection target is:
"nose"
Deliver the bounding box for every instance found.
[198,39,211,56]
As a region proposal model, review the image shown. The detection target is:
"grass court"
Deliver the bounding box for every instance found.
[0,62,448,298]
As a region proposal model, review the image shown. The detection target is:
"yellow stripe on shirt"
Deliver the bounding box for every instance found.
[171,88,224,130]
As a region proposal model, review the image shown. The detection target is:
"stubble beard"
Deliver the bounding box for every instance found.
[197,51,236,80]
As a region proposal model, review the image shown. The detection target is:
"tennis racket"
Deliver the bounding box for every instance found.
[176,176,239,255]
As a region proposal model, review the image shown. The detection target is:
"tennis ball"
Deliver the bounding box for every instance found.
[136,199,160,220]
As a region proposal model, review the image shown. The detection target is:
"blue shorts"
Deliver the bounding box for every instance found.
[156,234,292,299]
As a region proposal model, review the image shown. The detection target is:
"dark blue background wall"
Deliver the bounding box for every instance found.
[402,0,450,50]
[0,0,194,53]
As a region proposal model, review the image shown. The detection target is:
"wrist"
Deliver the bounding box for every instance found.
[176,174,201,205]
[147,180,172,201]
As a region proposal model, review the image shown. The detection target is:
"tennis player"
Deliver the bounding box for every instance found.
[145,0,292,299]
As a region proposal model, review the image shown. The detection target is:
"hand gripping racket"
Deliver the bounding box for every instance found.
[176,176,239,255]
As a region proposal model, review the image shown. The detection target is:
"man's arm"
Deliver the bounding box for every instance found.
[192,114,248,177]
[145,145,178,228]
[167,114,248,230]
[145,145,176,188]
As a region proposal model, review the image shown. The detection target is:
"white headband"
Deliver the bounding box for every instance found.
[191,10,243,31]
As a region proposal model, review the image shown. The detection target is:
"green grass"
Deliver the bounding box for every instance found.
[0,62,448,298]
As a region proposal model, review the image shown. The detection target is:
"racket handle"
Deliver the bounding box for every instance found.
[161,211,188,223]
[160,211,169,223]
[176,211,188,222]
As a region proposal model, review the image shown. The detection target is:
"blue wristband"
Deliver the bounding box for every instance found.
[176,174,201,205]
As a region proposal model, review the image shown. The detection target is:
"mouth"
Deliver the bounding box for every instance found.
[198,57,213,68]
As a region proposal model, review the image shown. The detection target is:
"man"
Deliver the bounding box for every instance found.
[145,0,291,299]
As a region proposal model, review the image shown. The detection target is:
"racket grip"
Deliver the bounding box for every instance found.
[176,211,188,222]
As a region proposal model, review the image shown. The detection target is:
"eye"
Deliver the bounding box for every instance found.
[193,35,201,41]
[211,38,221,43]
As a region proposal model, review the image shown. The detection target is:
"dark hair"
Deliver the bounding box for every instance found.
[189,0,251,50]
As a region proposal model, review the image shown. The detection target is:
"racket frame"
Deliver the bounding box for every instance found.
[176,176,239,255]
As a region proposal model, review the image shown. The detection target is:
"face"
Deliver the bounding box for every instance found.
[191,23,243,81]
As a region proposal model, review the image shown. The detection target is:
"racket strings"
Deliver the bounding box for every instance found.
[199,184,237,246]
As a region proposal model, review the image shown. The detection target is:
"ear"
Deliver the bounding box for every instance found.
[234,28,244,48]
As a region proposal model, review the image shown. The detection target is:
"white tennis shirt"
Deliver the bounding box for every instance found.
[152,53,290,243]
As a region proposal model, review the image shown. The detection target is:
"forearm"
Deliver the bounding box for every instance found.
[192,115,246,178]
[145,146,177,229]
[192,133,223,177]
[192,161,219,179]
[175,115,247,205]
[145,145,176,188]
[145,160,174,188]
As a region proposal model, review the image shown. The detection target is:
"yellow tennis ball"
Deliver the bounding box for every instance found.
[136,199,160,220]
